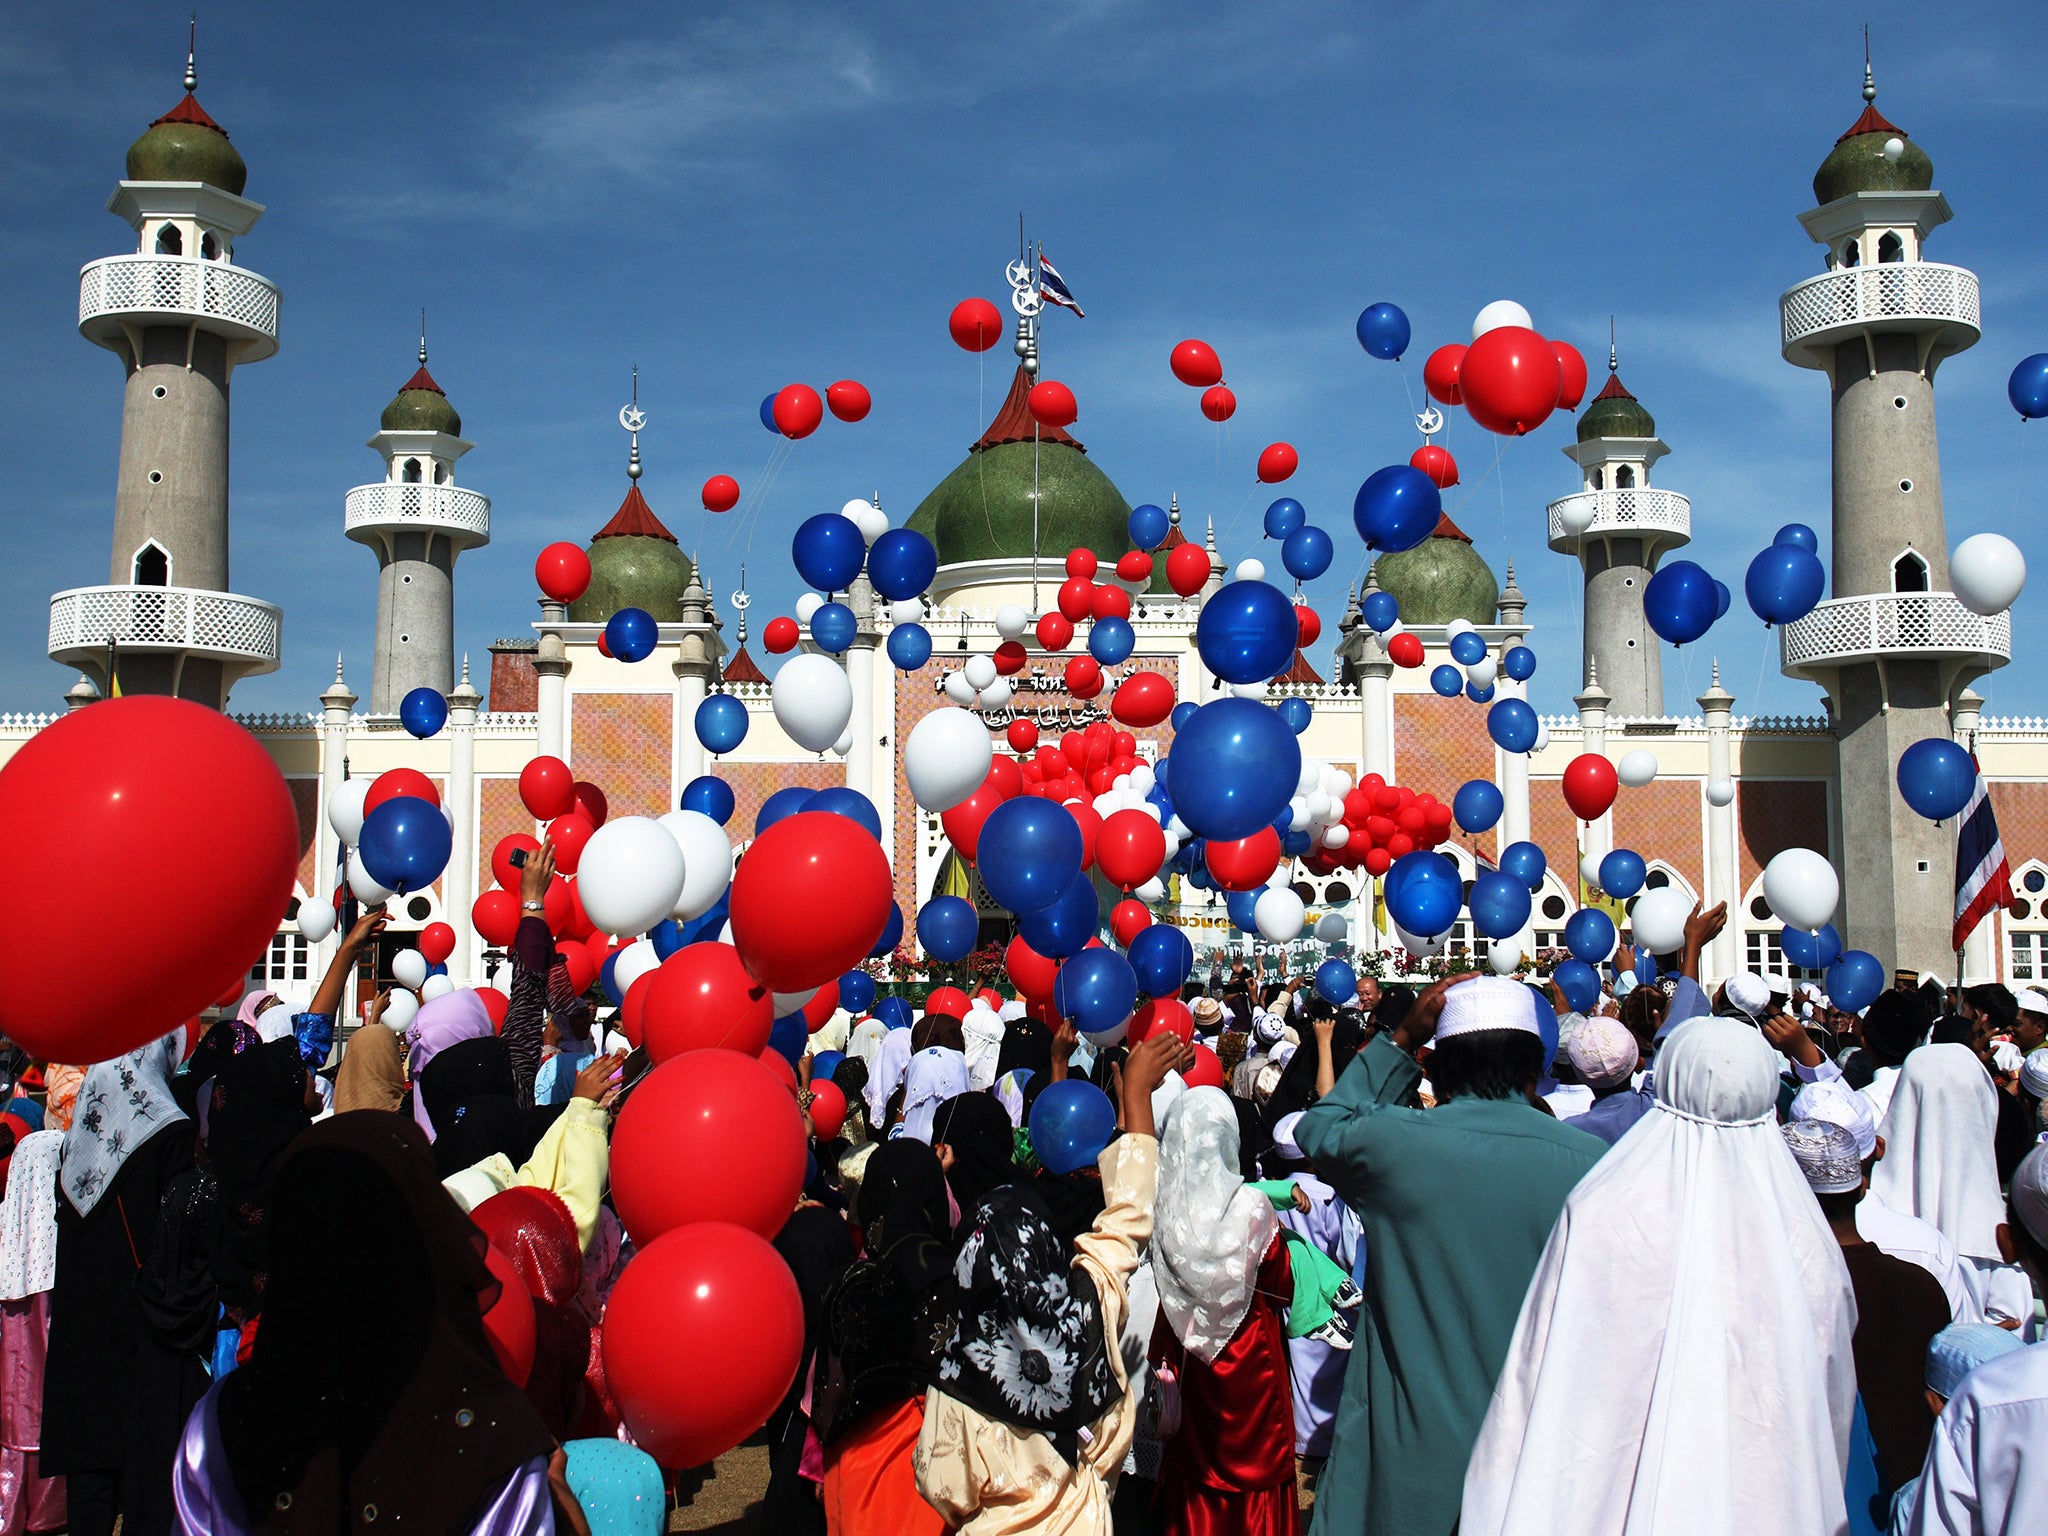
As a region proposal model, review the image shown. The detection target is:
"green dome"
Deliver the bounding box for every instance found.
[126,96,246,195]
[914,440,1131,567]
[1815,127,1932,205]
[568,536,694,624]
[1373,534,1498,628]
[382,390,461,435]
[1577,377,1656,442]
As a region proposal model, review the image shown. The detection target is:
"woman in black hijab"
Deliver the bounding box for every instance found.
[420,1037,565,1180]
[931,1092,1019,1215]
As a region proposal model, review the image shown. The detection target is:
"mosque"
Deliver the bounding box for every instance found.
[10,47,2046,1010]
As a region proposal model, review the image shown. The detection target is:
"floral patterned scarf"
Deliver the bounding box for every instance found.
[58,1032,188,1216]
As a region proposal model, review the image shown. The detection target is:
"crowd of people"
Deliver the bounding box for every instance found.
[0,859,2045,1536]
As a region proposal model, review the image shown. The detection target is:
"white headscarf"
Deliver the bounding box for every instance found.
[895,1047,969,1144]
[864,1027,915,1125]
[0,1130,65,1299]
[1460,1017,1857,1536]
[961,1005,1006,1091]
[1871,1042,2007,1262]
[59,1032,189,1217]
[1150,1086,1279,1364]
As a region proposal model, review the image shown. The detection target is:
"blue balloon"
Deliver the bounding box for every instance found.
[1019,870,1101,958]
[917,894,980,962]
[357,795,451,895]
[1281,829,1312,858]
[1169,701,1199,732]
[1488,698,1539,753]
[887,622,932,670]
[1465,682,1495,704]
[1773,523,1820,554]
[809,601,857,653]
[1553,959,1601,1014]
[1262,498,1307,540]
[1565,908,1617,963]
[1356,302,1411,361]
[838,970,876,1014]
[1528,985,1561,1069]
[791,512,867,592]
[1361,590,1399,632]
[1054,948,1138,1038]
[1499,840,1548,892]
[1386,851,1462,937]
[1315,957,1358,1006]
[1643,560,1719,645]
[1282,524,1334,581]
[399,687,447,739]
[695,694,748,754]
[808,786,883,840]
[1713,579,1733,621]
[1744,544,1827,626]
[1029,1079,1118,1174]
[1089,615,1136,665]
[1453,778,1504,834]
[1449,630,1488,666]
[1897,738,1977,821]
[649,918,683,961]
[869,901,904,960]
[978,799,1085,915]
[605,606,657,662]
[1781,923,1843,970]
[680,775,735,825]
[1598,849,1646,900]
[874,994,914,1031]
[427,961,447,978]
[1196,580,1297,684]
[1129,503,1170,550]
[1827,950,1886,1013]
[767,1012,807,1067]
[600,950,625,1007]
[2009,353,2048,420]
[1277,696,1313,735]
[1164,699,1302,841]
[1431,664,1463,698]
[1225,887,1261,933]
[757,785,816,835]
[677,893,728,947]
[811,1049,846,1081]
[759,392,779,433]
[1129,923,1194,998]
[1353,464,1442,554]
[868,528,938,601]
[1502,645,1536,682]
[1468,870,1532,940]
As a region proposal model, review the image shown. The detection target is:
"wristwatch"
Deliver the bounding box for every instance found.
[522,900,546,912]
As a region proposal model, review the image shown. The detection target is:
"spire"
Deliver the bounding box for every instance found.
[1834,34,1906,143]
[1863,25,1876,104]
[451,655,482,705]
[419,308,428,367]
[1698,657,1733,710]
[185,15,197,93]
[1608,316,1618,375]
[623,367,644,482]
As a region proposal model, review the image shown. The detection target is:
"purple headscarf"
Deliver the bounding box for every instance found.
[406,989,495,1139]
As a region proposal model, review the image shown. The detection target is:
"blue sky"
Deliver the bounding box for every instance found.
[4,0,2044,721]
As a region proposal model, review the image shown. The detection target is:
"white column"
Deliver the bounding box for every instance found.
[1700,669,1739,982]
[445,668,480,981]
[1359,642,1393,782]
[313,661,355,986]
[535,600,570,761]
[846,646,876,801]
[1498,677,1530,850]
[1575,668,1613,878]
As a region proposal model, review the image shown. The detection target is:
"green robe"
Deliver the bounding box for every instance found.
[1297,1036,1603,1536]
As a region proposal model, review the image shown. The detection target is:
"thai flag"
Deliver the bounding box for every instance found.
[1953,756,2011,952]
[1037,254,1085,317]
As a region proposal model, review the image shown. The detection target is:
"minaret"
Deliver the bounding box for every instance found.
[1777,56,2008,973]
[345,323,490,713]
[1546,339,1691,718]
[51,32,281,707]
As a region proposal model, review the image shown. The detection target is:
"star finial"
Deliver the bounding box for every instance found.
[619,367,646,481]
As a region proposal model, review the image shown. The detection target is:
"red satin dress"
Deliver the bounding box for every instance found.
[1149,1235,1299,1536]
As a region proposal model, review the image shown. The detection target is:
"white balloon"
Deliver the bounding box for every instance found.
[906,707,995,812]
[1882,136,1905,163]
[1314,911,1348,942]
[1158,828,1180,862]
[1297,758,1323,794]
[890,598,925,624]
[614,938,662,995]
[964,654,997,691]
[1705,777,1736,808]
[1289,797,1312,832]
[1558,497,1599,537]
[978,678,1013,710]
[1231,681,1269,700]
[1082,1019,1130,1049]
[795,592,824,625]
[393,949,429,990]
[328,778,372,845]
[1394,921,1447,958]
[1763,847,1839,933]
[943,670,978,706]
[1617,749,1660,788]
[1384,620,1407,638]
[382,990,419,1032]
[1445,619,1476,639]
[832,729,853,757]
[1950,533,2026,616]
[658,810,733,920]
[772,652,854,752]
[1254,886,1306,942]
[347,848,393,905]
[421,974,456,1002]
[297,901,336,943]
[1473,299,1534,338]
[1533,721,1551,752]
[839,497,872,521]
[1129,765,1156,795]
[1465,656,1498,688]
[1235,558,1266,583]
[1630,887,1694,954]
[1326,769,1353,798]
[579,816,688,937]
[995,604,1029,640]
[852,501,890,544]
[1322,824,1350,848]
[1168,815,1192,840]
[1488,936,1523,975]
[1580,854,1605,893]
[1134,877,1167,903]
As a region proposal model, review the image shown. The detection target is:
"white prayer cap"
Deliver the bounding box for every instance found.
[1435,976,1545,1042]
[1992,1040,2025,1076]
[1254,1011,1285,1046]
[2016,989,2048,1019]
[1791,1076,1877,1159]
[1566,1015,1638,1091]
[2011,1143,2048,1249]
[1925,1323,2027,1400]
[999,998,1028,1021]
[1269,1040,1298,1070]
[1723,972,1771,1021]
[1272,1110,1306,1160]
[2021,1049,2048,1101]
[1765,972,1794,1000]
[1612,971,1638,999]
[1781,1118,1864,1194]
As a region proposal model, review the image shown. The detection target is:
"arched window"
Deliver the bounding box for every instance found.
[200,231,220,259]
[1878,231,1905,264]
[1893,551,1929,593]
[2008,863,2048,984]
[402,458,423,484]
[1591,467,1605,490]
[132,540,170,587]
[434,463,450,485]
[155,223,183,255]
[1615,465,1636,489]
[1841,240,1859,268]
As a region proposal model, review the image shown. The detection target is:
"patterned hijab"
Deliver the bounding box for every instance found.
[0,1129,64,1299]
[59,1032,188,1216]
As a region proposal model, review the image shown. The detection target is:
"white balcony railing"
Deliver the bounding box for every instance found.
[1545,487,1692,552]
[78,254,280,363]
[344,482,492,546]
[1779,262,1980,369]
[1779,591,2009,674]
[49,584,282,674]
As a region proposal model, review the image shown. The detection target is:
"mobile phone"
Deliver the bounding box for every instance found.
[508,847,529,869]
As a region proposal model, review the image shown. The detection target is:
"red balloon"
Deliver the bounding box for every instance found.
[0,698,300,1063]
[1553,340,1589,411]
[763,616,800,654]
[535,542,592,604]
[560,878,598,942]
[1206,826,1282,891]
[772,384,825,440]
[941,779,1008,862]
[1410,444,1459,488]
[492,834,540,893]
[561,941,597,996]
[481,1244,536,1386]
[1115,550,1154,584]
[702,474,740,512]
[949,297,1004,352]
[1460,325,1562,436]
[1295,605,1322,647]
[543,877,573,936]
[993,640,1029,676]
[803,982,840,1032]
[1166,541,1211,598]
[548,812,597,875]
[1035,611,1074,651]
[519,756,575,820]
[985,754,1024,799]
[366,767,438,815]
[1069,803,1103,869]
[604,1223,803,1471]
[642,941,775,1061]
[1170,339,1224,387]
[1184,1042,1226,1090]
[1057,576,1095,623]
[1387,632,1425,668]
[1066,549,1099,580]
[1200,384,1237,422]
[1028,380,1078,428]
[1363,846,1392,877]
[611,1050,807,1243]
[729,813,893,992]
[825,379,871,423]
[1110,899,1151,947]
[807,1079,848,1140]
[596,631,613,659]
[1562,753,1620,821]
[758,1049,799,1093]
[1089,585,1132,622]
[418,921,456,965]
[1423,344,1466,405]
[1065,656,1104,699]
[620,971,654,1048]
[1111,671,1176,728]
[926,986,970,1020]
[1098,809,1167,889]
[1007,719,1038,752]
[1256,442,1299,483]
[476,986,510,1030]
[1130,997,1193,1044]
[1006,936,1059,1000]
[572,781,609,829]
